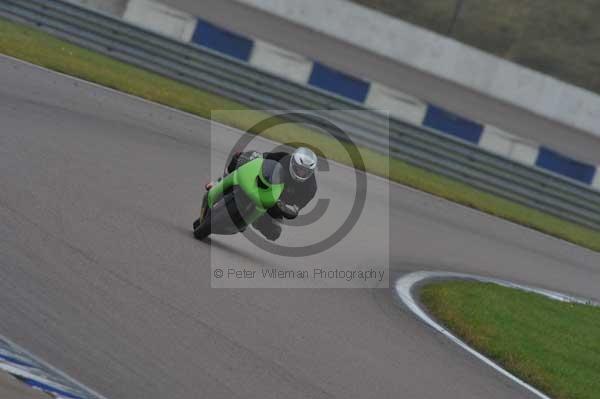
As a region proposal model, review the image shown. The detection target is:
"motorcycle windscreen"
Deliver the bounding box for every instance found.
[261,159,285,185]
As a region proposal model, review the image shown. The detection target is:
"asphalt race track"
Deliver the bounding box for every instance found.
[1,56,599,399]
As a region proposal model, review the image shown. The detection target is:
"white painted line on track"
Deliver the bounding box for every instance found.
[0,362,75,394]
[0,332,108,399]
[394,271,600,399]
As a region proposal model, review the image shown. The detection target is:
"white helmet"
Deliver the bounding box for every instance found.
[289,147,317,182]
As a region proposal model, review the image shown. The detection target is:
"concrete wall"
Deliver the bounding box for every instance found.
[233,0,600,141]
[123,0,197,41]
[63,0,127,16]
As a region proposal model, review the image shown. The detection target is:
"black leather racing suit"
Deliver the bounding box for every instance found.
[226,151,317,241]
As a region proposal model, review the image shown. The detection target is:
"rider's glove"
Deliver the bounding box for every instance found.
[276,200,299,220]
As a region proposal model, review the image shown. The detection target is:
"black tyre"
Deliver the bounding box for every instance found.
[193,212,211,240]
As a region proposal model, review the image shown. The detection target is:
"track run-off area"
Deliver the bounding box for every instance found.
[1,55,599,398]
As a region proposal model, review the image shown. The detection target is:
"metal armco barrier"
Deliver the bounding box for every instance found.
[1,0,599,230]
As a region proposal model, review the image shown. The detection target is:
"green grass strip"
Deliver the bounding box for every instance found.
[2,17,600,251]
[421,281,600,399]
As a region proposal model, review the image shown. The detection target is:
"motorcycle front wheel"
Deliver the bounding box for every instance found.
[193,213,211,240]
[193,193,211,240]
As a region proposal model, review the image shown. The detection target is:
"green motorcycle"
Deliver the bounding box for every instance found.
[193,157,297,240]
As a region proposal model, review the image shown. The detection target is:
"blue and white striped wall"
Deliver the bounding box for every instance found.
[122,0,600,190]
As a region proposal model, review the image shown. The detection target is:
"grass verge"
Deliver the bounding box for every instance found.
[421,280,600,399]
[1,17,600,251]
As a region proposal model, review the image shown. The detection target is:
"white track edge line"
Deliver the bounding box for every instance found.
[0,333,109,399]
[394,271,600,399]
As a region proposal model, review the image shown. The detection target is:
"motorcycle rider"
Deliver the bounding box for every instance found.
[206,147,318,241]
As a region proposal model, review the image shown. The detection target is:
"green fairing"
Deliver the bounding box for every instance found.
[207,158,284,221]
